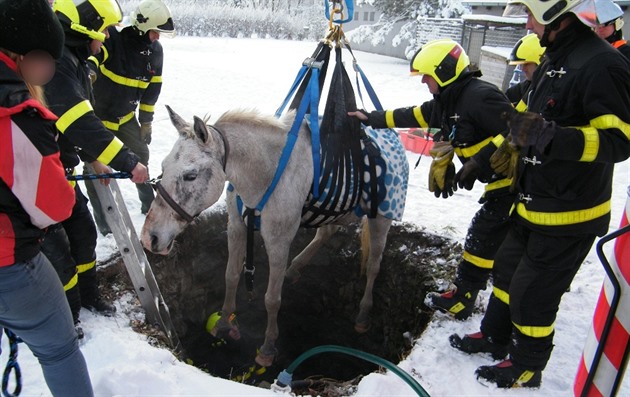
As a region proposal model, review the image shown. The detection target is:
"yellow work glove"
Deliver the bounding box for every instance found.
[428,141,455,199]
[140,122,152,145]
[490,136,520,190]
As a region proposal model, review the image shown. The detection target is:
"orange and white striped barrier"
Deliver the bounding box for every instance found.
[574,186,630,397]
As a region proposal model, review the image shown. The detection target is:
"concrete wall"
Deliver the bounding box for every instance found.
[346,19,411,59]
[479,47,516,91]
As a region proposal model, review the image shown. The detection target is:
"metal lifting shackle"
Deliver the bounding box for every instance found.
[324,1,348,46]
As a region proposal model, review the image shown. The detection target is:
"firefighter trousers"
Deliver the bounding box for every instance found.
[480,222,595,370]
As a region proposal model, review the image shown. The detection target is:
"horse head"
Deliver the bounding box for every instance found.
[141,105,228,255]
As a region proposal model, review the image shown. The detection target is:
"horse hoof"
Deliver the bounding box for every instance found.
[211,325,241,341]
[228,327,241,341]
[355,322,371,333]
[255,352,275,367]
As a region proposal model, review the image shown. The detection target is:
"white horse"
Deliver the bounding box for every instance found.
[141,106,408,367]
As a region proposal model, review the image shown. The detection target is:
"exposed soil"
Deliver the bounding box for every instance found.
[100,208,462,395]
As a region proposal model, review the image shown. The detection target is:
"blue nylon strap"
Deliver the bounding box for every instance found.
[324,0,354,24]
[354,61,384,111]
[308,68,321,199]
[275,65,309,118]
[256,74,314,212]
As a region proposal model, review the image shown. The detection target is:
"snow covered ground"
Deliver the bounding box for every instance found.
[6,37,629,396]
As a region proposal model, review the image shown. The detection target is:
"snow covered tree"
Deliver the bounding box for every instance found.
[371,0,467,19]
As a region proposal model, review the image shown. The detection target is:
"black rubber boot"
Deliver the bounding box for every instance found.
[425,286,479,320]
[79,267,116,316]
[475,359,542,388]
[449,331,508,360]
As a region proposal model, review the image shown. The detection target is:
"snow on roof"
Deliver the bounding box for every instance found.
[461,0,508,5]
[481,45,513,58]
[461,13,527,24]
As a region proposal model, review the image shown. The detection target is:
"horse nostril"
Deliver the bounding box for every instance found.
[150,234,159,251]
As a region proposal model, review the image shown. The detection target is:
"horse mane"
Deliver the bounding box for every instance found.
[215,108,295,132]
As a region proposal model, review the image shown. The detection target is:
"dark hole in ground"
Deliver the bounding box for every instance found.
[107,208,462,395]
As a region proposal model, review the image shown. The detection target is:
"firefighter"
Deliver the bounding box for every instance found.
[86,0,175,235]
[505,33,545,111]
[0,0,94,394]
[450,0,630,388]
[593,0,630,59]
[42,0,149,335]
[349,39,517,321]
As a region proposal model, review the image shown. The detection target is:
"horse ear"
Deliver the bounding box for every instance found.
[193,116,210,143]
[166,105,189,136]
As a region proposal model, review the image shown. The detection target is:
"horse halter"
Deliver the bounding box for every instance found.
[147,177,196,223]
[145,123,230,223]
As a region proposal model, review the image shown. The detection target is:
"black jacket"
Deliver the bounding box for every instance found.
[365,71,516,198]
[505,79,531,112]
[516,20,630,236]
[44,32,139,172]
[89,26,163,128]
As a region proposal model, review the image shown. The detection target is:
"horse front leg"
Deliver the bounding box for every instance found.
[356,216,392,333]
[285,224,340,283]
[255,231,295,367]
[216,200,246,340]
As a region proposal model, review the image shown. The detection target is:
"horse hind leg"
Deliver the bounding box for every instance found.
[355,216,392,333]
[286,224,341,283]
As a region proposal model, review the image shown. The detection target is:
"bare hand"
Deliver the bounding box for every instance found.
[130,162,149,184]
[347,110,368,121]
[90,161,112,186]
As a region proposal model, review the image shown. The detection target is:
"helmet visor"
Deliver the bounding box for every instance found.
[503,3,529,18]
[154,17,176,37]
[572,0,599,28]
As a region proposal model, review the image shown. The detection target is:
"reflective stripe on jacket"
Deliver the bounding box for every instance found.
[517,23,630,236]
[89,26,163,127]
[44,44,138,172]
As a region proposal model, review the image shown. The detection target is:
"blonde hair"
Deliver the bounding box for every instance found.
[0,48,48,106]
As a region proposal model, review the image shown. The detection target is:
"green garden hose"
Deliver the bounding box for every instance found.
[272,344,430,396]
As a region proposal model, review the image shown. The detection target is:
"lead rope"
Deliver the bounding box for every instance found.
[1,329,22,397]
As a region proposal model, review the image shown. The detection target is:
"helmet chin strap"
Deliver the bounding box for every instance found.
[540,13,571,47]
[541,21,560,47]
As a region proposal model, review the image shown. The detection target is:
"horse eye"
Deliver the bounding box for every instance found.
[183,172,197,181]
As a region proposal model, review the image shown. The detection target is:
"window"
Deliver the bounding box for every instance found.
[354,11,359,21]
[369,12,375,21]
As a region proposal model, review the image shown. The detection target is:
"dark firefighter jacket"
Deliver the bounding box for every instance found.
[364,71,516,199]
[609,38,630,60]
[88,26,163,130]
[517,21,630,236]
[44,32,139,173]
[0,52,75,266]
[506,79,532,112]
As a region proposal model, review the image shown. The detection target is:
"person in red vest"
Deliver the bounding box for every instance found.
[0,0,94,395]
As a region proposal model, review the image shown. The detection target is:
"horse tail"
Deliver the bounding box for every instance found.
[360,218,371,276]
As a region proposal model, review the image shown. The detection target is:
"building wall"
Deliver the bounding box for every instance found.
[479,48,516,91]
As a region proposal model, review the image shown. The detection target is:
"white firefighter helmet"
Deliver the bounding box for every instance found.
[503,0,599,28]
[132,0,175,36]
[594,0,624,30]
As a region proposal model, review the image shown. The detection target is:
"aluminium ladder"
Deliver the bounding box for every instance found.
[87,170,181,354]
